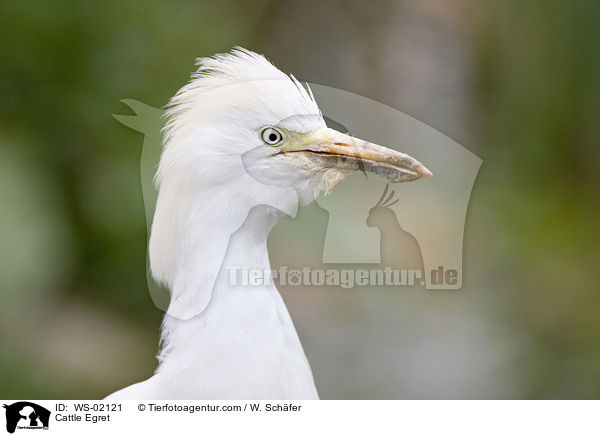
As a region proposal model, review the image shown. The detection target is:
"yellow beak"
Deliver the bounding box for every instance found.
[278,128,432,182]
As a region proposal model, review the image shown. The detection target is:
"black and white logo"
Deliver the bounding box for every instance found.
[2,402,50,434]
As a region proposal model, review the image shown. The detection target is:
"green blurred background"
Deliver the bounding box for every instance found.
[1,0,598,399]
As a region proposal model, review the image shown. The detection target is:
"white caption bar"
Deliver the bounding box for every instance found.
[2,400,598,435]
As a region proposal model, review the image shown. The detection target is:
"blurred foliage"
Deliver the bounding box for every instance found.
[473,0,600,398]
[0,0,598,398]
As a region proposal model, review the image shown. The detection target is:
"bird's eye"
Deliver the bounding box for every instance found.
[260,127,285,146]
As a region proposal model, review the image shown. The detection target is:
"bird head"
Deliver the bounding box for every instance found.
[158,48,431,207]
[151,48,432,319]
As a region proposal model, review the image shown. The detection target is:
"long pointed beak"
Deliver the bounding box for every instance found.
[278,128,432,182]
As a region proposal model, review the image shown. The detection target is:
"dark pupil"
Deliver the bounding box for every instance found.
[268,133,278,142]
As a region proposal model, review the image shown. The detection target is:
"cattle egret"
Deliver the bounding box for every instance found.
[106,48,431,400]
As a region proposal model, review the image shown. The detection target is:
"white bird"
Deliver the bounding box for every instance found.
[106,48,431,400]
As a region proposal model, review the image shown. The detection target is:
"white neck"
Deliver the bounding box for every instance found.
[152,187,318,399]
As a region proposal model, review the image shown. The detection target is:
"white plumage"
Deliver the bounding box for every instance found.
[106,48,430,400]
